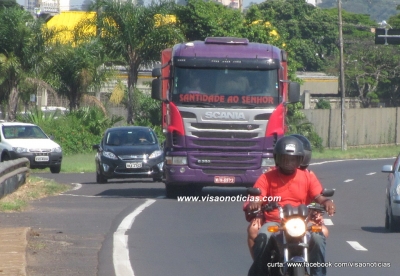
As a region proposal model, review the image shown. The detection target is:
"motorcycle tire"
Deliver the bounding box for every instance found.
[292,266,305,276]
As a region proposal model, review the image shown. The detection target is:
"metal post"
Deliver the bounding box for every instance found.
[338,0,347,151]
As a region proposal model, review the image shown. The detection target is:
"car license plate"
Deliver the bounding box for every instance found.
[35,156,49,162]
[126,162,142,169]
[214,176,235,184]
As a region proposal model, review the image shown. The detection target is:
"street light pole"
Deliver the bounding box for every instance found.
[338,0,347,151]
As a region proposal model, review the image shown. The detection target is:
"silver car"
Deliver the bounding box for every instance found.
[382,157,400,232]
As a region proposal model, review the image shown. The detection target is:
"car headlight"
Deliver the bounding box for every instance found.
[12,147,29,153]
[166,156,187,165]
[285,218,306,237]
[51,147,62,153]
[102,151,118,160]
[396,185,400,196]
[149,150,162,159]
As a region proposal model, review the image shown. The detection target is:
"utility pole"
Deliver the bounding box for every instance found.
[338,0,347,151]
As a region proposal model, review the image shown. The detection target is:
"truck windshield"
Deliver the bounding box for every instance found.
[172,68,279,107]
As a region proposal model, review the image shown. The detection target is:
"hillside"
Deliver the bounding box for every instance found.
[318,0,400,23]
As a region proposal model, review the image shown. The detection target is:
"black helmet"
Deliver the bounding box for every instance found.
[290,134,312,169]
[273,136,304,175]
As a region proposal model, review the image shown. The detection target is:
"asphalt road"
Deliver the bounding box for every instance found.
[0,158,398,276]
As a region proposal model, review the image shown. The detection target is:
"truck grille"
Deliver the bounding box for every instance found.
[188,153,259,170]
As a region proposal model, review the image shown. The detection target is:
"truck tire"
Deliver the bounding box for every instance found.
[165,184,202,199]
[165,185,181,199]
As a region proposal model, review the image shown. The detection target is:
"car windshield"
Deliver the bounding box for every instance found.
[105,129,157,146]
[171,67,279,107]
[2,125,48,139]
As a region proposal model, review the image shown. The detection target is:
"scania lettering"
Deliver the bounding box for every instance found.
[204,111,246,120]
[151,37,300,198]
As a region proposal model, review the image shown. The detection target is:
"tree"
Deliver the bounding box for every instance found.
[48,40,112,111]
[255,0,338,72]
[0,7,41,121]
[175,0,245,41]
[344,42,400,107]
[92,0,184,124]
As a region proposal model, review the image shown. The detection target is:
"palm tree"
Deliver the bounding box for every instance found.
[0,7,37,121]
[48,39,113,111]
[91,0,184,124]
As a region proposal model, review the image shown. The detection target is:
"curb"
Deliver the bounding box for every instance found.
[0,227,30,276]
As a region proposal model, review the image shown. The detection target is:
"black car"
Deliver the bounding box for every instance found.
[93,126,164,183]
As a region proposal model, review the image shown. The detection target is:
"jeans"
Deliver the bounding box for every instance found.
[255,221,327,276]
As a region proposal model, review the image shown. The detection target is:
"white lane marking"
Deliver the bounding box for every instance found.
[311,157,395,166]
[344,179,354,182]
[366,172,376,175]
[323,219,333,226]
[347,241,368,251]
[113,199,156,276]
[70,183,82,190]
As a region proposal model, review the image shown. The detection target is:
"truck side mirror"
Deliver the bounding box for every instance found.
[151,79,162,101]
[288,82,300,103]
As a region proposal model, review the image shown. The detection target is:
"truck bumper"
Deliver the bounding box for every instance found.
[164,165,268,187]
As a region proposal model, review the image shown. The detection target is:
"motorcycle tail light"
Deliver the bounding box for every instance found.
[311,225,322,232]
[267,225,280,233]
[285,218,306,237]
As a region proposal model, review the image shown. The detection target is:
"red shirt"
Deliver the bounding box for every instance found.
[253,167,323,223]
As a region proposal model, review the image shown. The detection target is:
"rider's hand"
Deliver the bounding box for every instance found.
[323,199,336,216]
[250,217,263,229]
[247,201,261,212]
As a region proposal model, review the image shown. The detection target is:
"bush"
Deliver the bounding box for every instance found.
[286,102,324,152]
[315,99,331,109]
[18,106,124,155]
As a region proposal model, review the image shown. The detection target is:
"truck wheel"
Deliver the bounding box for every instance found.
[165,185,181,198]
[50,165,61,174]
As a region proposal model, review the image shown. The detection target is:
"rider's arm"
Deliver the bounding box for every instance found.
[307,170,336,216]
[314,196,336,216]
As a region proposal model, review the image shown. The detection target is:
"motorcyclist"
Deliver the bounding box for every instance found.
[245,134,329,260]
[290,134,329,238]
[246,135,335,276]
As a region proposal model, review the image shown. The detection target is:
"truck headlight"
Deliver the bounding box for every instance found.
[261,158,275,167]
[166,156,187,165]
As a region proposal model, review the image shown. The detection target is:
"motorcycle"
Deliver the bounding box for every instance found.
[247,188,335,276]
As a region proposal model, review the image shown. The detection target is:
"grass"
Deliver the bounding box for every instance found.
[312,145,398,160]
[0,176,71,212]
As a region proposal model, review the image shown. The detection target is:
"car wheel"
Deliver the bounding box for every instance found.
[96,170,107,184]
[1,154,10,161]
[50,165,61,174]
[388,205,400,232]
[385,208,390,230]
[153,177,163,182]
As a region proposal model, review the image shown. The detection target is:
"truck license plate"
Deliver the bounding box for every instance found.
[35,156,49,162]
[126,162,142,169]
[214,176,235,184]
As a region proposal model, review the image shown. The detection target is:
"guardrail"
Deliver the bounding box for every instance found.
[0,158,30,199]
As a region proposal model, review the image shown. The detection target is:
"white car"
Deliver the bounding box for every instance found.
[0,122,62,173]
